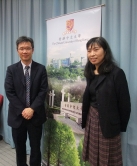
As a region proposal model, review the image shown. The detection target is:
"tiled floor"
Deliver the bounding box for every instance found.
[0,139,29,166]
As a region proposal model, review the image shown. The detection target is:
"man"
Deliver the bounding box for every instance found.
[5,36,48,166]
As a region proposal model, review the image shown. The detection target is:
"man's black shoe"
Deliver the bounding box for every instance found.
[0,135,3,141]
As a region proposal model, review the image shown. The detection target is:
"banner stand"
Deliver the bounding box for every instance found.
[42,5,102,166]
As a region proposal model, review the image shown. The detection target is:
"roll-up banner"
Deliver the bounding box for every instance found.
[42,5,101,166]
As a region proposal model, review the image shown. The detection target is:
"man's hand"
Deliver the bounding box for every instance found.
[22,108,34,120]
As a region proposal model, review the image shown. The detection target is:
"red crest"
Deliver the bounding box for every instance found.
[66,19,74,31]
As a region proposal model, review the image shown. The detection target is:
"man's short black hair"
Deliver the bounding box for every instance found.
[16,36,34,49]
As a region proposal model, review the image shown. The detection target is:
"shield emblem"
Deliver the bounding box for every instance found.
[66,19,74,31]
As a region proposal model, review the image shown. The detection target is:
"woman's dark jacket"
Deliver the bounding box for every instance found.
[82,66,131,138]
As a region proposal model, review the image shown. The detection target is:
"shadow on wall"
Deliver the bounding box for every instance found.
[0,94,3,141]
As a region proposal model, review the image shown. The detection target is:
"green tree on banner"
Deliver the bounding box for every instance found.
[47,65,85,81]
[77,137,90,166]
[43,119,58,166]
[43,119,80,166]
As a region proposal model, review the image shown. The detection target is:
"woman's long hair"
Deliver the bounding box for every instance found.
[84,37,117,79]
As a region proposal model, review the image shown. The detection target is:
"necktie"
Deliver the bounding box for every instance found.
[25,66,30,107]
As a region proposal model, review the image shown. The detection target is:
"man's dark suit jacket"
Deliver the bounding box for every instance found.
[82,66,131,138]
[5,60,48,128]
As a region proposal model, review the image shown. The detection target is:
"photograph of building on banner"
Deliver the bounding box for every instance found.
[42,6,101,166]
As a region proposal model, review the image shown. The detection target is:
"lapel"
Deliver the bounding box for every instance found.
[30,61,38,86]
[16,61,25,86]
[95,74,106,89]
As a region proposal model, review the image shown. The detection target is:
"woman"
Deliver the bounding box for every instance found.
[82,37,131,166]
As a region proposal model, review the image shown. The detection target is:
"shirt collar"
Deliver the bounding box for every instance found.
[21,61,32,70]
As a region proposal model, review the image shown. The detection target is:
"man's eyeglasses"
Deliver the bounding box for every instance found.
[18,47,32,51]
